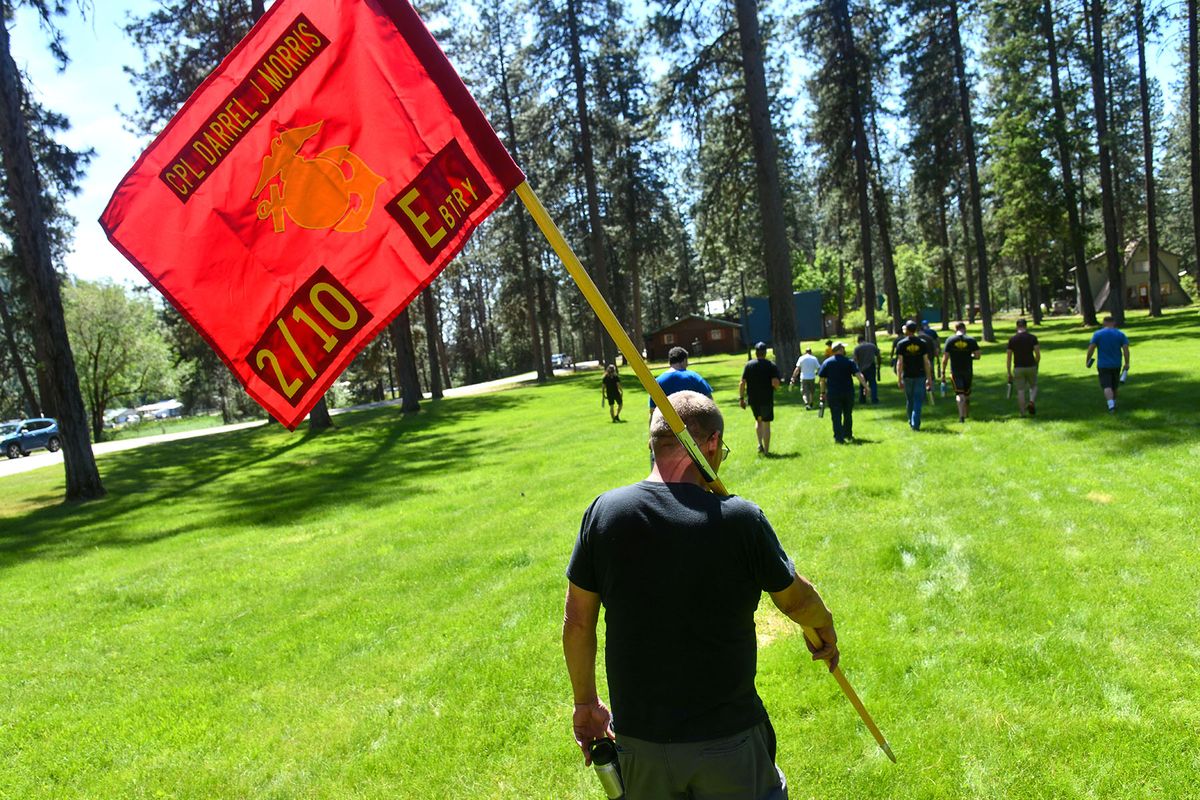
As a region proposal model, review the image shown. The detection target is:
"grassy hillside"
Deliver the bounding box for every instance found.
[2,309,1198,799]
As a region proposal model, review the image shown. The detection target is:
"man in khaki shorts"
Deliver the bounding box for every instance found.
[1006,318,1040,416]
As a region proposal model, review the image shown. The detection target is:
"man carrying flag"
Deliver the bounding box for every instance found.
[101,0,893,776]
[563,391,840,799]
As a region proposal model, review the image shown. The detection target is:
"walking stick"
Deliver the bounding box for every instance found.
[517,181,896,763]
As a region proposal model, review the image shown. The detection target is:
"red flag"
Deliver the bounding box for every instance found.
[101,0,523,428]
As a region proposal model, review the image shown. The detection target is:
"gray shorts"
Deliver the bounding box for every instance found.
[800,379,815,395]
[616,720,787,800]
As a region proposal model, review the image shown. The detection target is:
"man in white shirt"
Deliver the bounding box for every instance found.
[788,348,821,410]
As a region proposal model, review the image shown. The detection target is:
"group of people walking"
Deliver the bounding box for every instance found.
[599,316,1132,450]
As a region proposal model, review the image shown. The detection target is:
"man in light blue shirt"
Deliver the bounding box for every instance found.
[1086,316,1130,413]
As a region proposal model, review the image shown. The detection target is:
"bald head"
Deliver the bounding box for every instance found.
[650,391,723,453]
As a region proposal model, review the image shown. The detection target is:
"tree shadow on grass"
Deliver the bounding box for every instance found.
[966,367,1199,456]
[0,393,528,571]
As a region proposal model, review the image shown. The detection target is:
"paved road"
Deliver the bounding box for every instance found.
[0,367,587,480]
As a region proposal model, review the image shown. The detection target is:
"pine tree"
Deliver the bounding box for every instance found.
[1087,0,1126,323]
[654,0,805,368]
[948,0,996,339]
[1189,0,1200,278]
[985,0,1064,325]
[1041,0,1097,324]
[0,0,104,500]
[1133,0,1162,315]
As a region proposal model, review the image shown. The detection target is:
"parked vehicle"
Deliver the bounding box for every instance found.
[550,353,574,369]
[2,418,61,459]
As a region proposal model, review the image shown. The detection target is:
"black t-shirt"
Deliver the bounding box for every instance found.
[944,334,980,374]
[566,481,795,743]
[1007,331,1039,367]
[602,374,622,397]
[895,336,930,379]
[818,355,860,396]
[741,358,781,403]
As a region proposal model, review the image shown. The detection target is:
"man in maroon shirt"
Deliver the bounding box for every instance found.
[1005,319,1041,416]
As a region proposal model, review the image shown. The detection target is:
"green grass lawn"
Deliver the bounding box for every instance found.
[2,309,1199,799]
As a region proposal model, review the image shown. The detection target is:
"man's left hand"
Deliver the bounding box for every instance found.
[572,699,614,765]
[739,397,747,409]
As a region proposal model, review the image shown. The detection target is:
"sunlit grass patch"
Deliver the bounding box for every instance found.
[1,308,1198,798]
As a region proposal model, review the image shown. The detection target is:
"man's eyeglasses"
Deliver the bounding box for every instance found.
[717,434,730,462]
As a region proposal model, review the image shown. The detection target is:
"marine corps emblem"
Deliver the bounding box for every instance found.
[253,120,385,234]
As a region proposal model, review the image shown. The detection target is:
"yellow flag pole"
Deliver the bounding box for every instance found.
[515,182,726,495]
[515,181,896,763]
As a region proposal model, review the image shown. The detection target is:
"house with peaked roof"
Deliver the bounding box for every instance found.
[643,316,744,361]
[1076,239,1192,312]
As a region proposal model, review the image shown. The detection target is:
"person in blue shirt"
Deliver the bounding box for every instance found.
[818,342,869,444]
[649,347,713,414]
[648,348,714,465]
[1086,316,1131,412]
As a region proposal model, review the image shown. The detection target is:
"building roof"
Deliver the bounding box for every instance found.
[1084,237,1181,266]
[644,315,744,338]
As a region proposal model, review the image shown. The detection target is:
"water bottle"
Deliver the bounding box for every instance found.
[590,739,625,799]
[1120,367,1128,383]
[940,379,947,396]
[818,399,825,418]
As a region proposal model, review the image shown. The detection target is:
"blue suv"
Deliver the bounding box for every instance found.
[1,418,61,459]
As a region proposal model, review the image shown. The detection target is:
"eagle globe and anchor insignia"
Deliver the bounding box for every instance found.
[253,121,385,233]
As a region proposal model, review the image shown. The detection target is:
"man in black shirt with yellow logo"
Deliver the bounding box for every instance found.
[563,391,840,800]
[894,320,933,430]
[941,322,981,422]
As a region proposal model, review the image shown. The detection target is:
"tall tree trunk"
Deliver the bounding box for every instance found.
[0,284,40,416]
[308,396,333,431]
[389,310,421,414]
[1087,0,1125,323]
[564,0,613,365]
[421,287,444,399]
[734,0,799,368]
[1134,0,1162,316]
[949,0,994,341]
[956,186,977,323]
[1042,0,1097,324]
[832,0,878,340]
[947,226,963,321]
[1025,254,1044,323]
[1190,0,1200,280]
[870,108,901,334]
[434,293,452,389]
[0,10,103,500]
[536,262,554,375]
[938,198,952,329]
[624,136,645,354]
[493,19,545,381]
[837,254,847,332]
